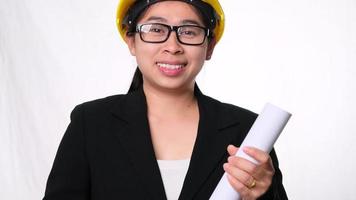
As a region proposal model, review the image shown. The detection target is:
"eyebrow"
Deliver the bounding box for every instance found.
[145,16,167,22]
[181,19,201,26]
[144,16,203,26]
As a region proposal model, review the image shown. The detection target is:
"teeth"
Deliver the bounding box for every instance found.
[157,63,185,70]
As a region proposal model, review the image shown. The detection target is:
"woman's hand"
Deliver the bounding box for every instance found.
[223,145,275,200]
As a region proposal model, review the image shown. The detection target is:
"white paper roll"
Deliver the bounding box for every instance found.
[209,103,291,200]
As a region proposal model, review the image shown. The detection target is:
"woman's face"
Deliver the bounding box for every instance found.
[126,1,216,92]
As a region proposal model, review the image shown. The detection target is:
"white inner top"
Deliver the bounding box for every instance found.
[157,159,190,200]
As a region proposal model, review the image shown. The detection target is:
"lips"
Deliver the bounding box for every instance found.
[156,62,185,69]
[156,61,187,76]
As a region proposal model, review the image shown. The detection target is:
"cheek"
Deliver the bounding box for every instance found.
[135,44,159,82]
[134,43,158,65]
[190,47,208,65]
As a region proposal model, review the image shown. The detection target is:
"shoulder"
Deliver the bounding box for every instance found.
[219,98,256,118]
[195,85,257,122]
[69,94,126,120]
[202,94,257,118]
[199,94,257,127]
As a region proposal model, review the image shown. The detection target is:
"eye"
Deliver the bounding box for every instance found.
[180,30,197,36]
[141,24,166,34]
[150,27,164,33]
[147,24,167,34]
[179,26,203,37]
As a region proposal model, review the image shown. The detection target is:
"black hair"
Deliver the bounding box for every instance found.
[126,0,218,93]
[128,67,143,93]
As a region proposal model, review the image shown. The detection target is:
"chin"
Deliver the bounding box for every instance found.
[150,79,195,92]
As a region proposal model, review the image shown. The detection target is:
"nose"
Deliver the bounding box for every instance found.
[163,31,184,55]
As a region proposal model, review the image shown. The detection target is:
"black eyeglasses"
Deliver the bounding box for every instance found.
[135,23,210,45]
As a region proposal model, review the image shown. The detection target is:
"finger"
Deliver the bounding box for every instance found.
[253,159,275,180]
[227,156,258,176]
[223,163,255,188]
[227,144,239,156]
[226,173,251,198]
[242,147,275,180]
[243,147,270,165]
[225,168,265,200]
[228,156,275,192]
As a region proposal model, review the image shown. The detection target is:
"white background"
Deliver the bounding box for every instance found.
[1,0,355,199]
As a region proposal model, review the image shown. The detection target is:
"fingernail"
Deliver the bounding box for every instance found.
[223,163,229,170]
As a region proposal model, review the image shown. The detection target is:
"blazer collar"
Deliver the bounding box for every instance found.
[110,84,240,130]
[110,84,241,199]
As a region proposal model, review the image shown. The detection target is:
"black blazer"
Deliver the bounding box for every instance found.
[43,86,288,200]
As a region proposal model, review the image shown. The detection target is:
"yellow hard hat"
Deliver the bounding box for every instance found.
[116,0,225,44]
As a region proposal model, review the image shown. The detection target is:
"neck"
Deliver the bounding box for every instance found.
[143,83,197,117]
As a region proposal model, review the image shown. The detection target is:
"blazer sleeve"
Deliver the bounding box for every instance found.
[258,148,288,200]
[43,105,90,200]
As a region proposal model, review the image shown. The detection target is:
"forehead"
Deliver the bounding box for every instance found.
[137,1,204,26]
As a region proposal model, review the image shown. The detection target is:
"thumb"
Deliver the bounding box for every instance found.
[227,144,239,156]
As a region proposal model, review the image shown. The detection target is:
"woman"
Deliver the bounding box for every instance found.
[43,0,288,199]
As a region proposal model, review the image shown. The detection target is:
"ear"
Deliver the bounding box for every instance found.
[205,38,217,60]
[125,34,136,56]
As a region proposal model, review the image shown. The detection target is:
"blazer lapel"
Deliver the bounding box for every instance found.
[109,85,247,200]
[178,86,243,200]
[110,88,167,200]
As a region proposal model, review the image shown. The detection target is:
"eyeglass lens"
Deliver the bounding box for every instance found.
[139,23,207,45]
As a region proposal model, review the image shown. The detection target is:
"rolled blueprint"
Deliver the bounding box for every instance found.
[209,103,291,200]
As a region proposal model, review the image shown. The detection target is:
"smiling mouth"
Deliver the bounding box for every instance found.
[156,62,186,70]
[156,62,187,76]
